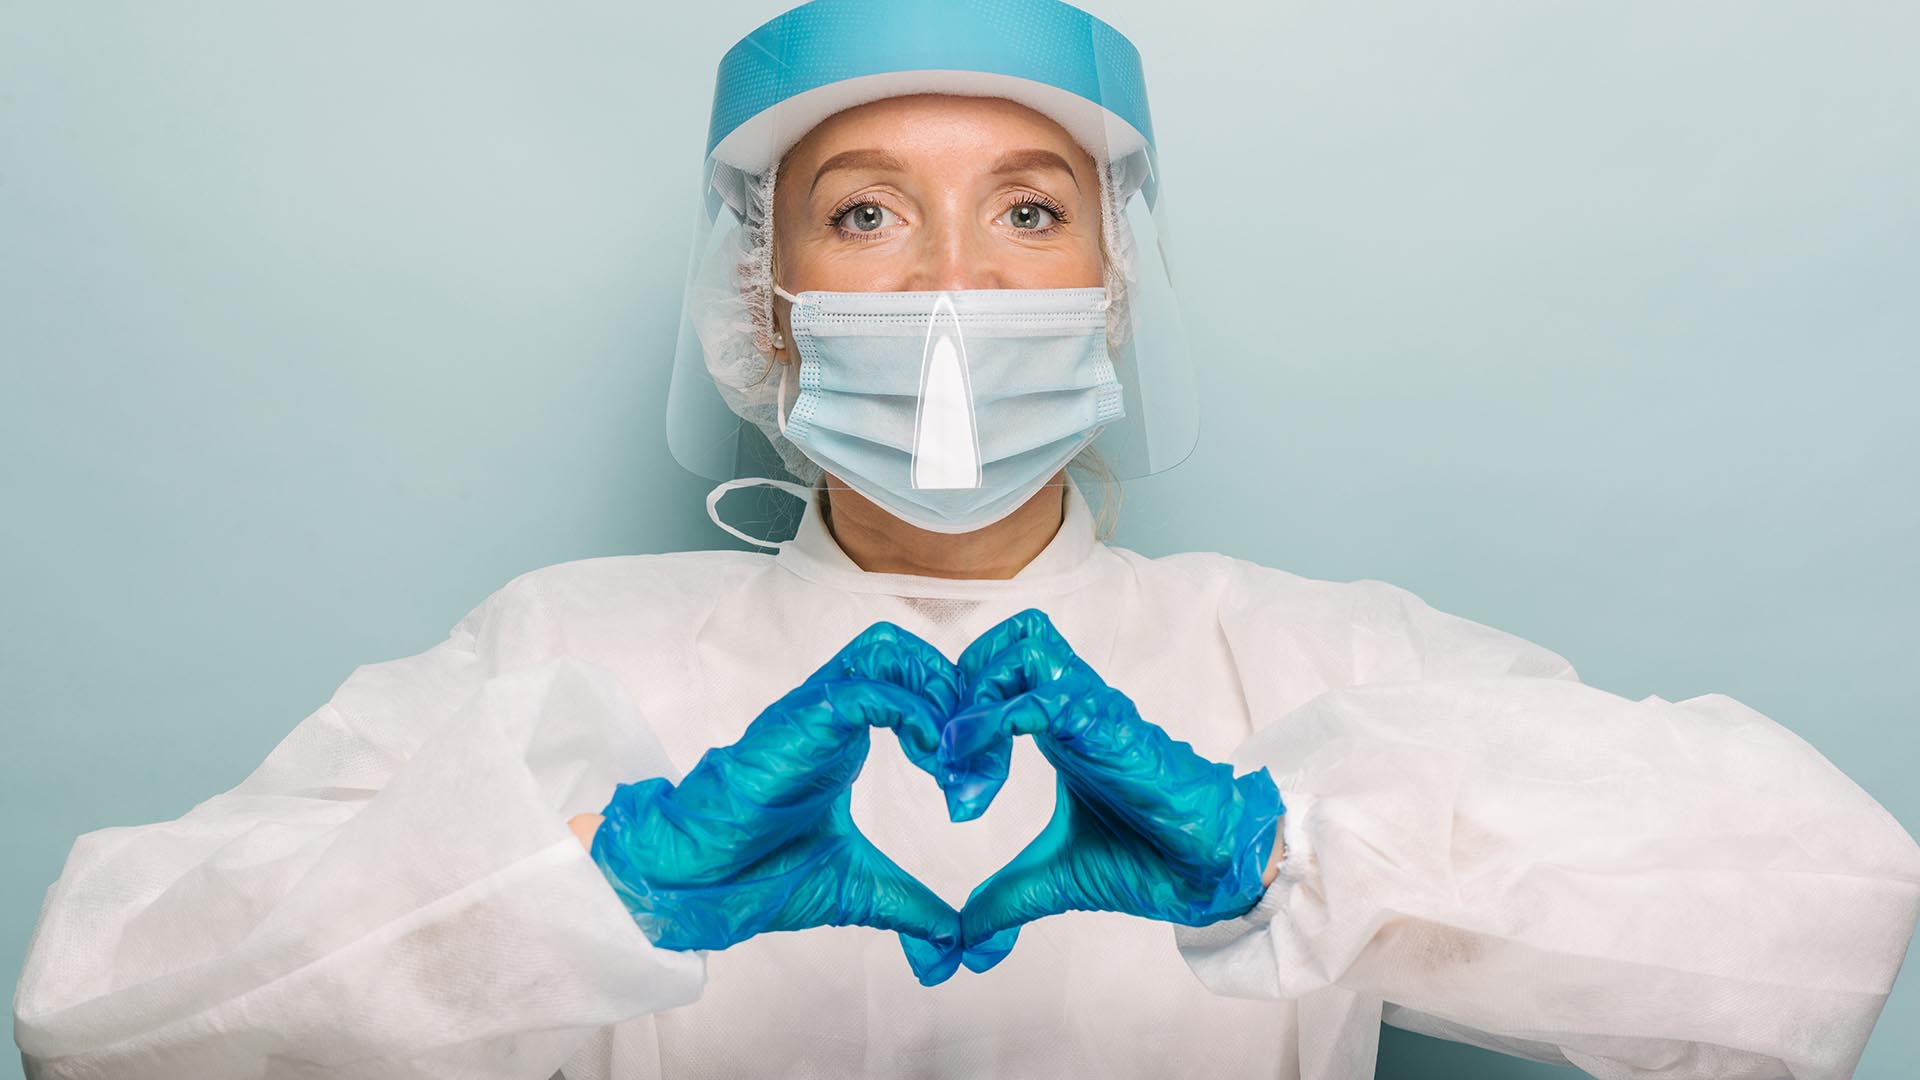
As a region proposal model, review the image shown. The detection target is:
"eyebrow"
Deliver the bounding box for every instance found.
[809,149,908,196]
[806,146,1084,197]
[988,148,1082,193]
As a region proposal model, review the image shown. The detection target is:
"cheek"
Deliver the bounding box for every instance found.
[783,239,908,291]
[1005,242,1105,290]
[772,211,897,291]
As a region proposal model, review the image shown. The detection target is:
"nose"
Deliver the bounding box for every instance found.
[899,207,1007,292]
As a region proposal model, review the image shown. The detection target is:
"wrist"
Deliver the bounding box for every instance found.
[569,812,604,852]
[1261,817,1287,888]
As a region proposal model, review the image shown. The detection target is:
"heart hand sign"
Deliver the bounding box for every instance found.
[589,612,1283,987]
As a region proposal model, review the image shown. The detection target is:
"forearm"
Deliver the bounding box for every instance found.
[16,659,703,1078]
[1180,677,1920,1077]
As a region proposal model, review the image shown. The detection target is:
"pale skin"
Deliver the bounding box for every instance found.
[572,95,1283,888]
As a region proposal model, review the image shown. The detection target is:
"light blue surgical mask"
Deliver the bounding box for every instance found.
[772,286,1125,535]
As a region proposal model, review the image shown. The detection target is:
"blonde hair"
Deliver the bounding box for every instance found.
[1066,449,1123,541]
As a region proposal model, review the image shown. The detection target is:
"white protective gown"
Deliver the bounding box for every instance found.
[15,484,1920,1080]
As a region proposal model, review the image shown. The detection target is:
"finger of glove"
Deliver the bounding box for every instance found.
[666,685,860,836]
[935,692,1065,821]
[611,817,854,947]
[957,610,1096,707]
[807,621,964,721]
[960,925,1020,974]
[825,679,949,773]
[1038,685,1270,876]
[841,841,961,944]
[809,624,960,770]
[955,609,1058,685]
[900,930,964,986]
[668,681,940,856]
[959,844,1073,964]
[839,839,963,984]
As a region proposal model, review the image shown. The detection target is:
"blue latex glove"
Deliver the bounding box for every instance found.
[591,623,966,986]
[941,610,1284,973]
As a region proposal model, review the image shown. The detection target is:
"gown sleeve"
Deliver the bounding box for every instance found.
[12,572,705,1080]
[1175,565,1920,1080]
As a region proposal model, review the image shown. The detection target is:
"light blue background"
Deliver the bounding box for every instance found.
[3,2,1915,1076]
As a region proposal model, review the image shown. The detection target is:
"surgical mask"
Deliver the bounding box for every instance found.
[772,285,1125,535]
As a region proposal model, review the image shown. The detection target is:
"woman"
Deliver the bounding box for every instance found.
[14,2,1920,1078]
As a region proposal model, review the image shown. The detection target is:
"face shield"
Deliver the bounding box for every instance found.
[666,0,1196,530]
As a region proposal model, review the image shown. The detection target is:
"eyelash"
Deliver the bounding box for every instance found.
[826,196,895,240]
[824,191,1073,239]
[1002,191,1071,230]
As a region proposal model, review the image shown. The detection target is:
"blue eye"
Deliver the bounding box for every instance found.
[1002,203,1058,231]
[836,203,896,233]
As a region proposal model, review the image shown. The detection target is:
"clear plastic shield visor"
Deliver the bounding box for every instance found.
[666,3,1197,496]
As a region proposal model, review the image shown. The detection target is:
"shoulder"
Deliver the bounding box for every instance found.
[1118,547,1578,685]
[454,549,772,671]
[511,548,768,606]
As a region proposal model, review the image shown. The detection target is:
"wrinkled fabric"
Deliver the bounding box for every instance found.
[14,483,1920,1080]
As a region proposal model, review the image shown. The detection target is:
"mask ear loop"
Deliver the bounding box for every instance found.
[772,282,799,436]
[716,282,808,549]
[705,477,813,550]
[777,358,792,436]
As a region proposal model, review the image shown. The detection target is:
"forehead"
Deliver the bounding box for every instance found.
[782,94,1094,174]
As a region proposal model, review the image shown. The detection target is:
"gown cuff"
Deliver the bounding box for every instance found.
[1174,791,1315,951]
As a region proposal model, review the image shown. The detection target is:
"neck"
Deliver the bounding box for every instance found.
[821,474,1068,580]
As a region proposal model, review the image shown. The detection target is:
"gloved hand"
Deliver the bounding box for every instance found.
[590,623,966,986]
[941,610,1284,973]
